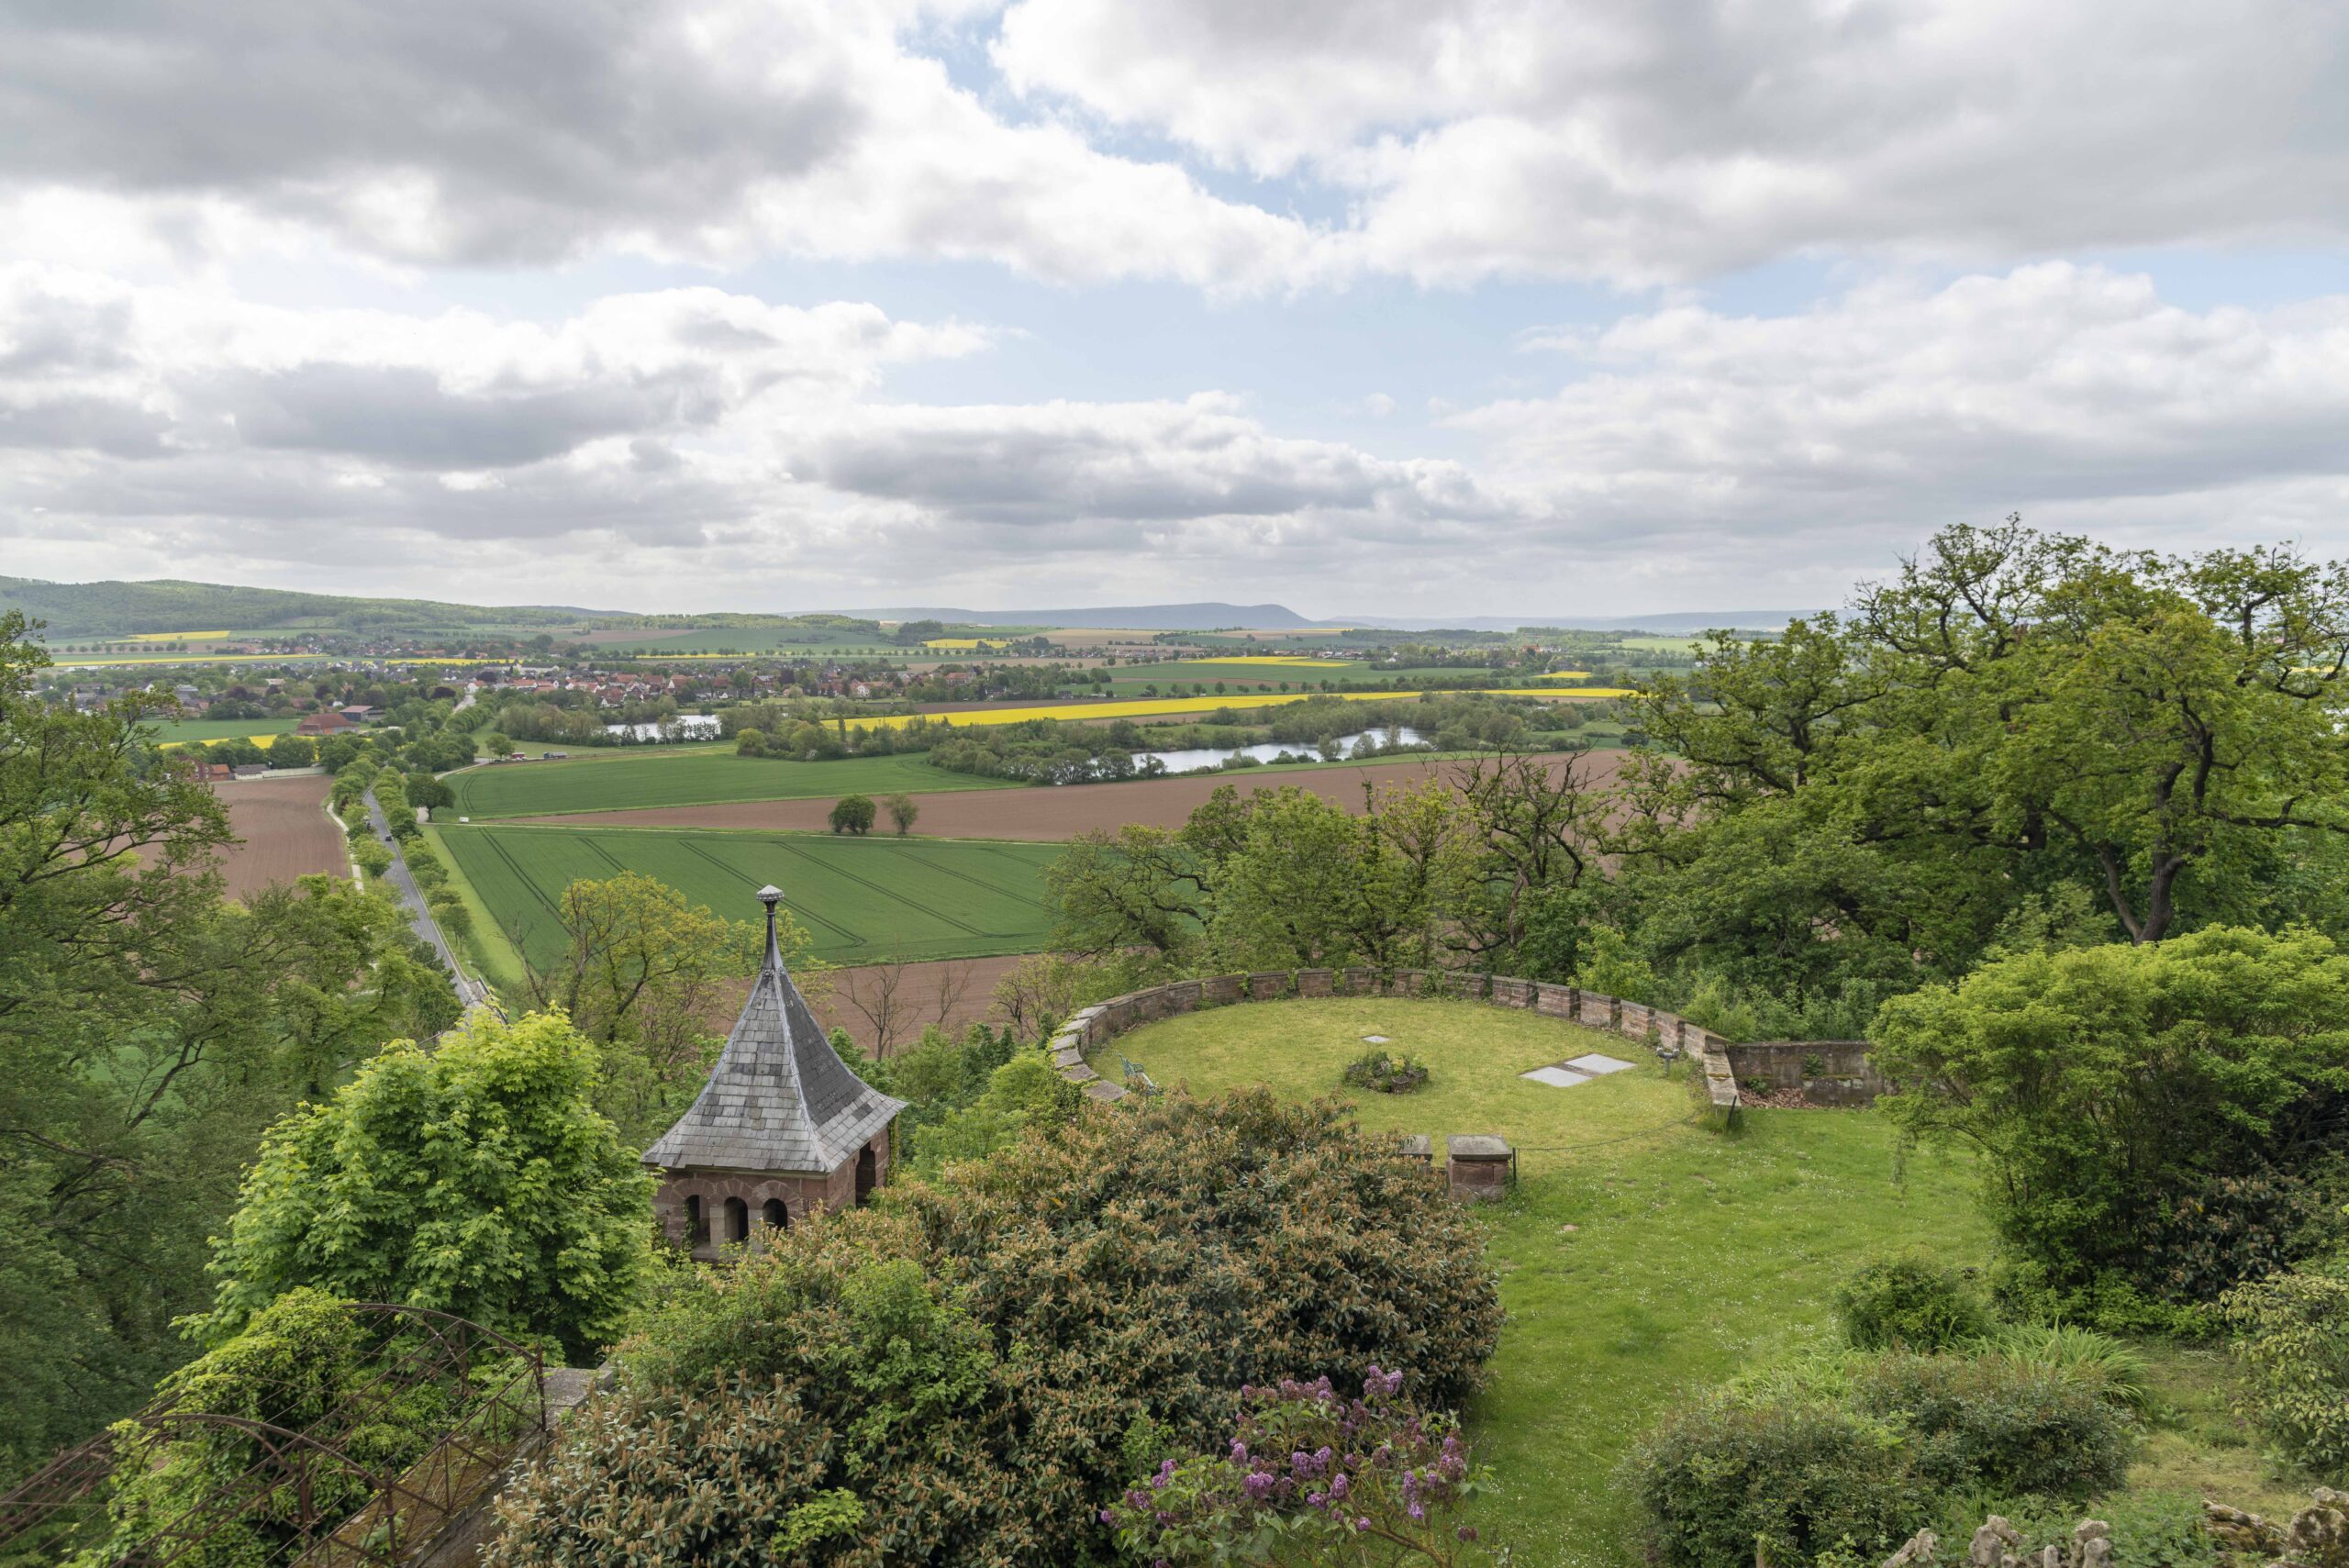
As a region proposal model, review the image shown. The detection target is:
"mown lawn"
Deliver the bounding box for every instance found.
[446,749,1013,819]
[437,822,1061,969]
[1096,998,2296,1567]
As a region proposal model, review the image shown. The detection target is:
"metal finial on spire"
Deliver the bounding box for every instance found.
[755,885,785,970]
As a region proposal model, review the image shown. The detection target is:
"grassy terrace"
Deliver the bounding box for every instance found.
[445,749,1015,819]
[1091,997,2299,1568]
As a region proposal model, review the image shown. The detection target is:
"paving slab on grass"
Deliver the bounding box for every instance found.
[1521,1052,1634,1088]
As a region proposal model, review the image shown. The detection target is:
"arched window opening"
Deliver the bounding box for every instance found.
[723,1195,750,1244]
[684,1194,706,1246]
[762,1197,788,1231]
[855,1145,879,1205]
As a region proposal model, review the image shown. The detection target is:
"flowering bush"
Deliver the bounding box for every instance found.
[493,1092,1500,1568]
[1341,1051,1430,1095]
[1103,1368,1491,1566]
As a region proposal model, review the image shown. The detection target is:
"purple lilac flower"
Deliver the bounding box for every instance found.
[1330,1473,1350,1499]
[1230,1440,1248,1464]
[1098,1508,1116,1525]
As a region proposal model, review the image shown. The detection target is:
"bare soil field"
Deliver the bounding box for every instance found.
[508,751,1627,841]
[211,774,347,897]
[704,953,1027,1055]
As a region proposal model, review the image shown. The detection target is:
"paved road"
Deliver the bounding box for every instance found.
[364,788,494,1015]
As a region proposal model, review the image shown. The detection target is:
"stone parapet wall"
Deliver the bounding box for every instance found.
[1722,1040,1886,1106]
[1048,968,1780,1128]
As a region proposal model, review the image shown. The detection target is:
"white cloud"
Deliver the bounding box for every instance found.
[997,0,2349,285]
[1447,263,2349,587]
[11,261,2349,615]
[0,267,1550,606]
[0,0,1323,288]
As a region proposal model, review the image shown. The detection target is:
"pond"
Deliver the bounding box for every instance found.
[1138,726,1424,774]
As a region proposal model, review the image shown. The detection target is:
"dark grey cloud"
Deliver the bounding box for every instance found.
[1,0,858,265]
[792,397,1515,526]
[0,0,1318,284]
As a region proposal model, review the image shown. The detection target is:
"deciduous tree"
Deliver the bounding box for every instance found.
[195,1009,655,1362]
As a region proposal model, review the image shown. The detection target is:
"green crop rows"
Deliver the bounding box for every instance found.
[445,750,1018,819]
[438,824,1062,968]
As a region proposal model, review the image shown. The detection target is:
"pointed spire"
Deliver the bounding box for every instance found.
[640,884,904,1177]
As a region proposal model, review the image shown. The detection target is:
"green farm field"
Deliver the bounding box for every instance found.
[446,749,1015,819]
[437,823,1061,970]
[146,715,300,742]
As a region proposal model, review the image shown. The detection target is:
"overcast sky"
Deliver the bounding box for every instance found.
[4,0,2345,618]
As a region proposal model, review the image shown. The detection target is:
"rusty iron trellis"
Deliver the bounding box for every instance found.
[0,1304,548,1567]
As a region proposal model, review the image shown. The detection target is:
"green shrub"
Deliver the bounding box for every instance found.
[2137,1166,2331,1307]
[1849,1353,2133,1499]
[1341,1048,1429,1095]
[1630,1394,1924,1568]
[2221,1263,2349,1469]
[1834,1257,1992,1351]
[1991,1259,2217,1339]
[903,1050,1082,1173]
[1630,1351,2133,1568]
[495,1091,1499,1568]
[1979,1322,2152,1414]
[1873,928,2349,1305]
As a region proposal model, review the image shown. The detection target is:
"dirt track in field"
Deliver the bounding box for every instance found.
[212,775,348,898]
[505,751,1627,841]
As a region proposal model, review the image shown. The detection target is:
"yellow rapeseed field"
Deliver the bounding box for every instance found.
[922,637,1009,650]
[852,688,1627,729]
[129,630,235,641]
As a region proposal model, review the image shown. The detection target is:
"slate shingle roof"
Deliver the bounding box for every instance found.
[641,886,905,1176]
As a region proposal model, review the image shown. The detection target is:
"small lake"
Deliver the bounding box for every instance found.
[602,715,723,742]
[1140,727,1425,775]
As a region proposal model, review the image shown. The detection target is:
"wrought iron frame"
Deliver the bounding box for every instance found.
[0,1304,549,1567]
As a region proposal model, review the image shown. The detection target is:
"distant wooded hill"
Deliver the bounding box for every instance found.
[859,602,1323,630]
[0,576,618,638]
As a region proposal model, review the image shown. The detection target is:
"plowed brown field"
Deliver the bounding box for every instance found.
[507,751,1626,840]
[706,953,1025,1055]
[212,774,348,897]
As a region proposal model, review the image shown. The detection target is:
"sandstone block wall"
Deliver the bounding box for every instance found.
[1721,1040,1885,1106]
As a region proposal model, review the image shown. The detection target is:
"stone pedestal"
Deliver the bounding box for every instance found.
[1395,1134,1432,1164]
[1447,1135,1514,1201]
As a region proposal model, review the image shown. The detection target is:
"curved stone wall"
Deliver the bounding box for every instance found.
[1046,967,1747,1126]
